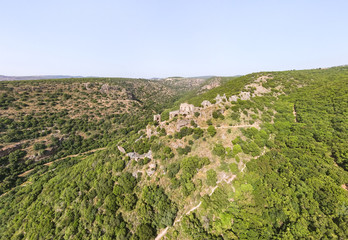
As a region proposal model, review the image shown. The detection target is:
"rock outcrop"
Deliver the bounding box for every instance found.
[146,163,157,176]
[239,92,251,100]
[117,146,126,154]
[215,94,227,104]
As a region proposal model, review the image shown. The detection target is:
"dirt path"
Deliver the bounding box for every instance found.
[17,147,106,178]
[155,227,169,240]
[241,164,247,173]
[201,124,258,130]
[0,147,107,199]
[156,175,236,240]
[293,104,297,122]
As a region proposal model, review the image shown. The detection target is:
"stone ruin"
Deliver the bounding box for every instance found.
[169,110,180,119]
[126,150,152,161]
[229,95,238,102]
[176,119,190,131]
[146,125,157,138]
[153,114,161,122]
[169,103,200,119]
[179,103,197,116]
[146,163,157,176]
[156,90,252,125]
[215,94,227,104]
[201,100,212,108]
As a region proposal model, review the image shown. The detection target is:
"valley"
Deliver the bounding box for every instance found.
[0,67,347,239]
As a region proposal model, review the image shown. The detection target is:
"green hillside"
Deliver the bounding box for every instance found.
[0,67,347,239]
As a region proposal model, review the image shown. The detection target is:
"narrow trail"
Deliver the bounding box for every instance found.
[293,104,297,122]
[0,147,107,199]
[156,175,236,240]
[241,164,247,173]
[155,227,169,240]
[200,124,258,130]
[18,147,106,177]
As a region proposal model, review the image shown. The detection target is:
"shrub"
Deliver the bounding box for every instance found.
[206,169,217,186]
[167,163,180,178]
[121,193,137,211]
[193,128,204,139]
[232,136,243,145]
[231,112,240,121]
[213,144,225,157]
[33,142,46,151]
[136,224,155,240]
[114,159,125,172]
[207,126,216,137]
[213,111,219,119]
[190,120,197,127]
[229,163,239,173]
[248,142,261,156]
[232,144,242,156]
[177,146,191,155]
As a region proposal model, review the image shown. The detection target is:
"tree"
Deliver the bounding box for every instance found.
[136,224,155,240]
[213,144,225,157]
[193,128,204,139]
[206,169,217,186]
[213,111,219,119]
[8,150,26,164]
[248,142,261,156]
[122,194,137,211]
[207,126,216,137]
[118,172,137,193]
[229,163,239,173]
[104,193,119,213]
[177,145,191,155]
[114,159,125,172]
[33,142,46,151]
[232,144,242,156]
[167,163,180,178]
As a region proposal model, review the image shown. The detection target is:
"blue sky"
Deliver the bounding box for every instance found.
[1,0,347,78]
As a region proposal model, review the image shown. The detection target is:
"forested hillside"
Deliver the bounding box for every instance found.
[0,77,211,195]
[0,67,347,239]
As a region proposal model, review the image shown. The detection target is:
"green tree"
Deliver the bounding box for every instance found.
[213,144,225,157]
[207,126,216,137]
[118,172,137,193]
[122,194,137,211]
[229,163,239,173]
[232,144,242,156]
[136,224,155,240]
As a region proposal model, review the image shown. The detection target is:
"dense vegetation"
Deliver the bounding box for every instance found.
[178,67,348,239]
[0,77,201,195]
[0,66,347,239]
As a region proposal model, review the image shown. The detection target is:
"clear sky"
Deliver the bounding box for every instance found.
[1,0,347,78]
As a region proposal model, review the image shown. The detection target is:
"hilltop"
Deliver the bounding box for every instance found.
[0,67,347,239]
[0,75,86,81]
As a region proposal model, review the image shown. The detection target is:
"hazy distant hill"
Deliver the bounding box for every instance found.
[0,75,84,81]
